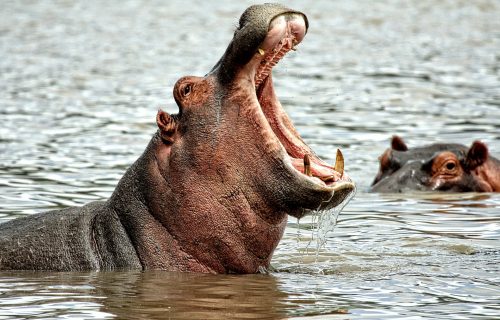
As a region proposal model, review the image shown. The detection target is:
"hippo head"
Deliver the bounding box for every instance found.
[156,4,354,215]
[371,136,500,193]
[139,4,355,272]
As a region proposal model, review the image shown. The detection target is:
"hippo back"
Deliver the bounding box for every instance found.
[0,202,141,271]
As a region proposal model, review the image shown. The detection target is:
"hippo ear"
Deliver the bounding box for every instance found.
[391,135,408,152]
[156,109,178,144]
[464,141,488,170]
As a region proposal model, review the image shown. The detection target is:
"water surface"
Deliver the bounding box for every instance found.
[1,0,499,319]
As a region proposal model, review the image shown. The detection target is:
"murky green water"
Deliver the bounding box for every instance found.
[1,0,499,319]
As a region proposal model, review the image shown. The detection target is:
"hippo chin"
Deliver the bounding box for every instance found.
[371,136,500,193]
[0,4,355,273]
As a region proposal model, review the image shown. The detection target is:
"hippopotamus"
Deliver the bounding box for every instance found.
[0,4,355,273]
[371,136,500,193]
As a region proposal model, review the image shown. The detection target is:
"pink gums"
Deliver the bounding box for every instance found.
[254,15,343,184]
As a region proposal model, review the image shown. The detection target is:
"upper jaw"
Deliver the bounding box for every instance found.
[208,4,309,85]
[254,13,307,89]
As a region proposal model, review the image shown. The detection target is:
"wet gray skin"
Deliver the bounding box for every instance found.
[0,4,354,273]
[371,136,500,193]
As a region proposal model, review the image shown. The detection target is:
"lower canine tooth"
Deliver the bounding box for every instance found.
[334,149,344,176]
[258,48,265,55]
[303,154,312,176]
[320,175,335,182]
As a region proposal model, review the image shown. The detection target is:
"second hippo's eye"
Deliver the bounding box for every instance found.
[430,152,460,177]
[446,162,456,170]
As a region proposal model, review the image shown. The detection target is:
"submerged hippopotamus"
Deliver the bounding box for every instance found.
[371,136,500,193]
[0,4,355,273]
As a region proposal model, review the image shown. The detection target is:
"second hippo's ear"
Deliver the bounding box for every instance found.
[391,135,408,152]
[464,141,488,171]
[156,109,178,144]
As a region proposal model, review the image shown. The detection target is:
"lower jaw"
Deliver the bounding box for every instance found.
[256,77,346,186]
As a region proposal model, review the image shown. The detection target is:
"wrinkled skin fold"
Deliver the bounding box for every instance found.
[371,136,500,193]
[0,4,355,273]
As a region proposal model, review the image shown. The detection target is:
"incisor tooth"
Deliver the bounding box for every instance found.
[303,154,312,176]
[334,149,344,176]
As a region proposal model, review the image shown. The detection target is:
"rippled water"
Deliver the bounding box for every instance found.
[1,0,500,319]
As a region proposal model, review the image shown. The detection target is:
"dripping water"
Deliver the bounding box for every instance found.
[314,185,357,252]
[294,185,357,270]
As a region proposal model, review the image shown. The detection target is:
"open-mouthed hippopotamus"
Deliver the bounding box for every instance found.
[370,135,500,193]
[0,4,355,273]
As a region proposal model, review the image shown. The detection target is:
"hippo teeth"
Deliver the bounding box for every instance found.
[334,149,345,176]
[303,154,312,176]
[254,37,292,89]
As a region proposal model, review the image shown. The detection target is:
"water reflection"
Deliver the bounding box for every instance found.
[99,272,290,320]
[4,266,495,319]
[0,271,291,319]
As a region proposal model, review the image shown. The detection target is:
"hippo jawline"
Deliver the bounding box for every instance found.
[229,10,355,211]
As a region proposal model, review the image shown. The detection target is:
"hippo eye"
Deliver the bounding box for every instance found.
[182,84,192,97]
[445,161,456,171]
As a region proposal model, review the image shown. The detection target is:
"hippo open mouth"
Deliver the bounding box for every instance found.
[238,11,354,196]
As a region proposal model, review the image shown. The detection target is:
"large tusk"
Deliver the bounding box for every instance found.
[303,154,312,176]
[334,149,344,176]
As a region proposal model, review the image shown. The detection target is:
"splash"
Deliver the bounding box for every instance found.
[305,185,357,261]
